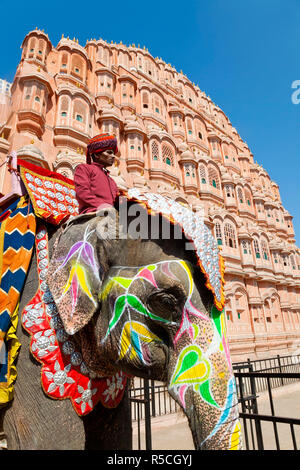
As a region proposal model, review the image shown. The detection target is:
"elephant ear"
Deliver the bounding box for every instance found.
[47,216,103,335]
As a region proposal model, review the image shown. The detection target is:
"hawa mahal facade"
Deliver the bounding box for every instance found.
[0,29,299,360]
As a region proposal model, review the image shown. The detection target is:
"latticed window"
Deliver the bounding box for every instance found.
[72,55,83,78]
[242,240,248,254]
[184,163,190,177]
[142,92,149,109]
[291,255,296,270]
[162,144,174,166]
[253,239,261,258]
[226,185,234,198]
[261,240,269,260]
[102,48,109,65]
[237,187,244,203]
[187,119,193,136]
[208,167,219,189]
[73,99,87,123]
[153,95,162,115]
[24,85,32,101]
[199,164,207,184]
[224,223,237,248]
[215,222,223,246]
[38,40,44,57]
[245,189,252,206]
[60,96,69,117]
[151,140,159,161]
[29,38,36,55]
[61,53,68,69]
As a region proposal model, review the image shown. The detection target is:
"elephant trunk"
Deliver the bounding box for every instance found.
[167,376,242,450]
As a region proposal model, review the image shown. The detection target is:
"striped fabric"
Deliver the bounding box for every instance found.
[0,196,36,404]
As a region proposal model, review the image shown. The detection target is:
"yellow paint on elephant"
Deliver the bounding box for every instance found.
[170,345,211,387]
[100,279,116,301]
[174,361,208,384]
[179,260,193,296]
[119,321,162,362]
[229,421,242,450]
[62,262,96,306]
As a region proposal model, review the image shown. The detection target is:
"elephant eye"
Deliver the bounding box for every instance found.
[146,287,185,320]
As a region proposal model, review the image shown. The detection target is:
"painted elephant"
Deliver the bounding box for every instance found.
[1,196,242,450]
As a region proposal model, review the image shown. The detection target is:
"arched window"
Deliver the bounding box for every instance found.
[153,94,163,115]
[225,185,234,198]
[237,187,244,203]
[224,223,237,248]
[290,254,296,270]
[34,84,43,111]
[73,99,87,124]
[244,188,252,206]
[242,240,252,254]
[162,144,174,166]
[37,39,44,58]
[142,92,149,109]
[72,55,84,79]
[61,53,68,70]
[253,239,261,259]
[60,96,69,116]
[28,38,36,56]
[215,222,223,246]
[24,84,32,102]
[208,166,220,189]
[186,118,193,136]
[151,140,159,161]
[261,240,269,260]
[199,164,207,184]
[102,47,109,65]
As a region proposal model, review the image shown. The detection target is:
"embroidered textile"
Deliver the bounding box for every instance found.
[18,159,79,225]
[0,196,36,404]
[22,224,127,415]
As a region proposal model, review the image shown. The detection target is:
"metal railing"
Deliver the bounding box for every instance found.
[235,370,300,450]
[233,354,300,394]
[129,354,300,450]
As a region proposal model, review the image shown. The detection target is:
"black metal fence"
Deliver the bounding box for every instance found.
[235,370,300,450]
[233,354,300,393]
[129,354,300,450]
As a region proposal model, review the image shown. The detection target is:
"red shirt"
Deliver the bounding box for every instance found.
[74,162,118,214]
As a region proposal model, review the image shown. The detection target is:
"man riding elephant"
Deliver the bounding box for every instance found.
[74,132,119,214]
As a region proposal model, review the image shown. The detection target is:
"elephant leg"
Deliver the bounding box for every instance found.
[82,385,132,450]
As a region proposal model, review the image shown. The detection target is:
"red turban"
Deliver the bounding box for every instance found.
[86,133,118,164]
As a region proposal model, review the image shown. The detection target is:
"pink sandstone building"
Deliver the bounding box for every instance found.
[0,28,300,360]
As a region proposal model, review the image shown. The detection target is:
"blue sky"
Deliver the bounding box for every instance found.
[1,0,299,244]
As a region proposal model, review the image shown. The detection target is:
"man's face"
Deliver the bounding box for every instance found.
[92,149,116,167]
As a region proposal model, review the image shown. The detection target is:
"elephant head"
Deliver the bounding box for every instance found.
[47,199,242,450]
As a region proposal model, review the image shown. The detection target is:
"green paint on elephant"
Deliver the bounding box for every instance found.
[197,380,220,409]
[211,305,222,337]
[170,345,210,386]
[126,294,171,324]
[114,277,133,289]
[191,323,199,341]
